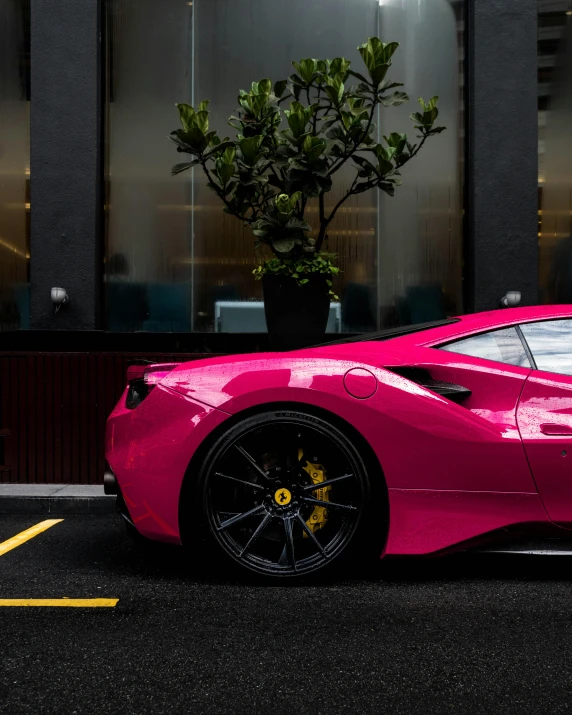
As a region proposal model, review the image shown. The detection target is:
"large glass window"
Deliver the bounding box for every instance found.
[104,0,464,333]
[0,0,30,331]
[538,1,572,303]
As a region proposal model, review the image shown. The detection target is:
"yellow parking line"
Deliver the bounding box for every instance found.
[0,599,119,607]
[0,519,64,557]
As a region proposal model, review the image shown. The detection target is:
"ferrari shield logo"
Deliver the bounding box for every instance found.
[274,488,292,506]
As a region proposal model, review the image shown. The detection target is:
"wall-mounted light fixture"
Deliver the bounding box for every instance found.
[51,287,69,313]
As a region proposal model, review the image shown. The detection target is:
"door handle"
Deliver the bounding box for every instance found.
[540,423,572,436]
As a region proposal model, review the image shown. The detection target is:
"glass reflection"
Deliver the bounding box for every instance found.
[0,0,30,331]
[104,0,464,333]
[520,319,572,376]
[441,327,531,368]
[538,1,572,302]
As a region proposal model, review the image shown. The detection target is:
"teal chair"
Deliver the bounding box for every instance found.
[13,284,30,329]
[143,283,191,332]
[106,282,147,332]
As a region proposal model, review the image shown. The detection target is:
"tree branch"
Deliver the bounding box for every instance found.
[316,173,359,251]
[329,96,378,176]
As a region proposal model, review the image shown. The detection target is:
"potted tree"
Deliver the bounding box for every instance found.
[169,37,444,348]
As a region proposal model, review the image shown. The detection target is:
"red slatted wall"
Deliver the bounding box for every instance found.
[0,353,212,484]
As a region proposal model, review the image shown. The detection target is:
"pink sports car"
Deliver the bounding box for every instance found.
[105,305,572,580]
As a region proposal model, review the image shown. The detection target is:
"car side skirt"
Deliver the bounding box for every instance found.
[384,489,551,555]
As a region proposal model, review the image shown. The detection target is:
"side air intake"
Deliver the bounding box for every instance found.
[386,366,472,404]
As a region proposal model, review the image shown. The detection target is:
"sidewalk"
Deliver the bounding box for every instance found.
[0,485,115,515]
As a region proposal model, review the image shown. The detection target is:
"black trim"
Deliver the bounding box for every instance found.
[315,319,461,348]
[0,330,276,354]
[385,366,472,404]
[515,325,537,369]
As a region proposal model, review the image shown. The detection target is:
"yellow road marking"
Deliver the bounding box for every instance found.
[0,519,64,558]
[0,599,119,607]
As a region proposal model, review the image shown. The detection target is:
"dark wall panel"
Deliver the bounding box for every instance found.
[468,0,538,310]
[29,0,102,329]
[0,353,213,484]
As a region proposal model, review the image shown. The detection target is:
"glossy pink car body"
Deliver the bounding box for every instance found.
[105,305,572,557]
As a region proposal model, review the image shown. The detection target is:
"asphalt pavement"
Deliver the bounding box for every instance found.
[1,513,572,715]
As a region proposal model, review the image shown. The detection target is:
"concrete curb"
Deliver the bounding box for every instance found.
[0,485,115,515]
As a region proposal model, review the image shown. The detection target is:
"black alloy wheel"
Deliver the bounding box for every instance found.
[196,410,383,580]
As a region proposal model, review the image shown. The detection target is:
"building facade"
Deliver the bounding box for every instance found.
[0,0,545,483]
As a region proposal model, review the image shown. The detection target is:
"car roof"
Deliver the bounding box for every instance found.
[312,305,572,357]
[393,304,572,348]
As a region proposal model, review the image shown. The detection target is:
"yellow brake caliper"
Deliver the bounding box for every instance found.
[299,449,331,536]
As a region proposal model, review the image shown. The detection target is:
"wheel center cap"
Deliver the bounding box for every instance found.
[274,488,292,506]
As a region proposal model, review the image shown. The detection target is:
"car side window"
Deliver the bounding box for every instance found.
[519,319,572,376]
[439,327,530,367]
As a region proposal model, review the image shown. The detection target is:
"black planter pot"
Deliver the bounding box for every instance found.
[262,273,330,351]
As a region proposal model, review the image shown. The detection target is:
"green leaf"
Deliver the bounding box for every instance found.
[176,103,195,132]
[302,135,326,160]
[286,217,311,232]
[352,155,376,177]
[419,95,439,111]
[258,78,272,95]
[274,79,288,98]
[198,100,210,112]
[380,91,409,107]
[324,85,340,105]
[194,110,209,133]
[203,140,236,160]
[369,64,389,87]
[217,162,235,186]
[380,42,399,63]
[171,161,198,176]
[272,239,296,254]
[171,127,208,153]
[298,58,318,83]
[347,69,370,84]
[384,132,408,152]
[239,135,264,165]
[222,146,236,164]
[329,57,351,78]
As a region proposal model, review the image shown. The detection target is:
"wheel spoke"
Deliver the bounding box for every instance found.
[235,445,269,480]
[295,513,327,558]
[239,512,273,557]
[302,496,357,512]
[301,474,354,492]
[214,472,265,491]
[217,504,265,532]
[284,517,296,572]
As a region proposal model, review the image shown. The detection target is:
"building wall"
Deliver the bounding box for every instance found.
[0,0,541,483]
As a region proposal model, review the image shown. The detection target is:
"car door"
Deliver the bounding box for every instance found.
[386,325,538,494]
[516,319,572,525]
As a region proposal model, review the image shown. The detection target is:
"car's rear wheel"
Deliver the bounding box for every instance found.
[192,409,385,581]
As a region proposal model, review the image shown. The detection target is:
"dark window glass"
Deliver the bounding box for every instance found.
[103,0,464,334]
[440,327,530,367]
[520,319,572,375]
[0,0,30,331]
[538,2,572,303]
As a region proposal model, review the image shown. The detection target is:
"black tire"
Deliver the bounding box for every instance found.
[188,409,387,582]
